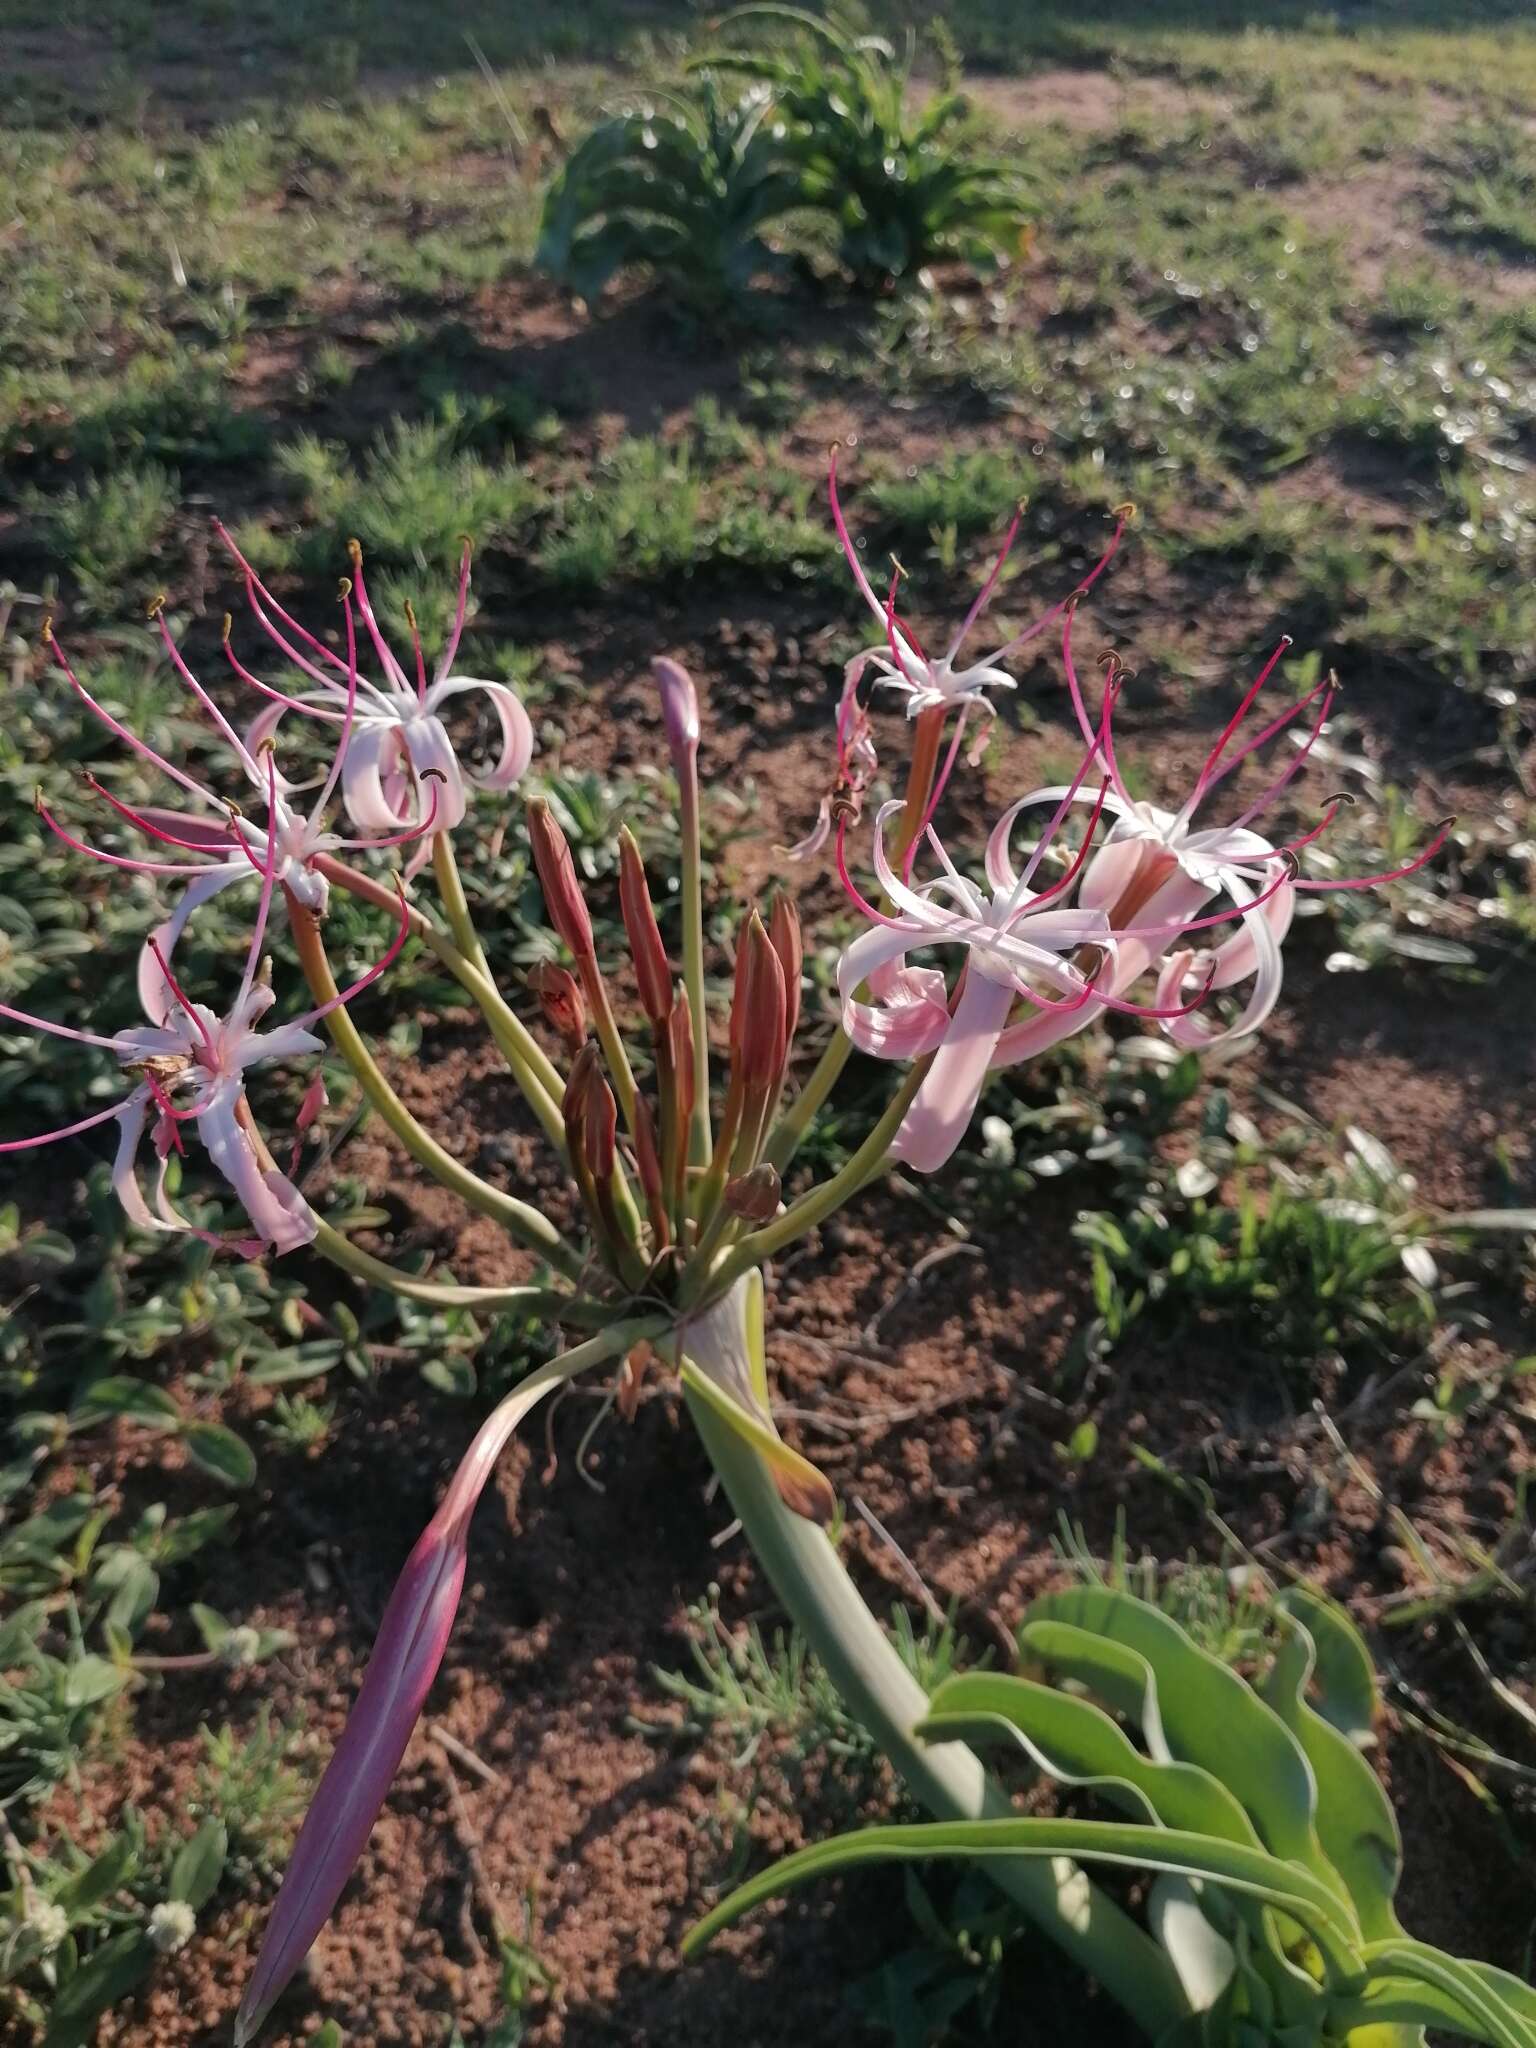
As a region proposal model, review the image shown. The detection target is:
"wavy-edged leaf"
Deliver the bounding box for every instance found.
[1261,1610,1402,1940]
[1023,1588,1341,1913]
[1273,1585,1377,1744]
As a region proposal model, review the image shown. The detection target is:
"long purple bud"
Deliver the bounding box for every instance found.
[233,1336,632,2044]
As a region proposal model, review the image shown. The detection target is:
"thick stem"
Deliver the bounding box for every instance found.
[288,899,583,1279]
[677,761,712,1169]
[685,1386,1187,2041]
[318,855,568,1154]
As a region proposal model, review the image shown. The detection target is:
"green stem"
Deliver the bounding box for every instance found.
[678,760,711,1169]
[763,1024,854,1173]
[289,899,583,1280]
[684,1386,1187,2042]
[686,1058,930,1306]
[431,828,493,980]
[312,1218,608,1321]
[319,855,568,1154]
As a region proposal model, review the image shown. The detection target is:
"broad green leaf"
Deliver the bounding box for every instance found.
[1023,1589,1341,1914]
[57,1832,139,1916]
[61,1655,127,1710]
[1273,1585,1377,1744]
[42,1931,155,2048]
[182,1421,257,1489]
[1261,1614,1402,1941]
[919,1673,1255,1849]
[168,1819,227,1910]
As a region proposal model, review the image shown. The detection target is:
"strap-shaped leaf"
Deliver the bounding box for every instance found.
[919,1672,1256,1849]
[1023,1589,1344,1917]
[1261,1613,1402,1941]
[924,1665,1319,2033]
[679,1359,835,1525]
[1021,1617,1175,1759]
[1356,1941,1536,2048]
[682,1816,1364,1979]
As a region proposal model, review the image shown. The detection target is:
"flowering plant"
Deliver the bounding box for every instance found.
[12,468,1451,2045]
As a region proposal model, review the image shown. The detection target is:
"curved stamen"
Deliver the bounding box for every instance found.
[404,598,427,707]
[84,778,231,852]
[1222,680,1338,833]
[437,538,473,683]
[152,603,264,784]
[35,794,217,877]
[310,583,362,824]
[0,1098,131,1154]
[1191,635,1293,801]
[221,620,350,723]
[346,539,411,697]
[835,815,923,933]
[47,626,213,807]
[146,939,216,1051]
[903,703,974,883]
[239,753,284,1008]
[1204,671,1335,800]
[291,881,412,1029]
[1063,600,1129,803]
[980,505,1132,673]
[1009,777,1112,921]
[214,520,352,683]
[945,503,1023,665]
[1296,818,1455,893]
[330,771,442,851]
[829,445,886,624]
[0,998,130,1052]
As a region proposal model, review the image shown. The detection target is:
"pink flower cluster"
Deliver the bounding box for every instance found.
[7,535,532,1250]
[821,464,1451,1172]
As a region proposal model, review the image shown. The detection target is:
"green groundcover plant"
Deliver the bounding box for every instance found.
[5,453,1479,2043]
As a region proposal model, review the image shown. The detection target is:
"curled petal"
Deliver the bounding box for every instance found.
[890,968,1016,1174]
[339,723,416,834]
[780,794,832,864]
[395,715,470,830]
[425,676,535,794]
[1154,879,1286,1050]
[138,866,248,1026]
[1206,879,1295,990]
[110,1092,161,1234]
[838,923,952,1059]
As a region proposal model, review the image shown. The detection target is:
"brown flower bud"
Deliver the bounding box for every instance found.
[768,891,802,1051]
[632,1094,670,1249]
[667,987,696,1133]
[724,1162,781,1223]
[527,797,594,964]
[618,828,672,1025]
[527,961,587,1052]
[733,914,787,1091]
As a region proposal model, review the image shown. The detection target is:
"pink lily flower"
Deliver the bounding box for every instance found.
[218,527,534,841]
[828,447,1132,723]
[991,607,1453,1062]
[0,799,407,1253]
[40,601,431,1023]
[233,1342,612,2044]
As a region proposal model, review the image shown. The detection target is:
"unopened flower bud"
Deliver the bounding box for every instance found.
[527,961,588,1051]
[577,1053,617,1186]
[733,915,787,1091]
[618,829,671,1024]
[768,891,802,1051]
[150,1900,197,1955]
[652,657,699,761]
[725,1162,781,1222]
[667,988,696,1131]
[527,798,595,964]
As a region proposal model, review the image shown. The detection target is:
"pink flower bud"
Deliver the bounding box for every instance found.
[652,657,699,762]
[527,961,588,1052]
